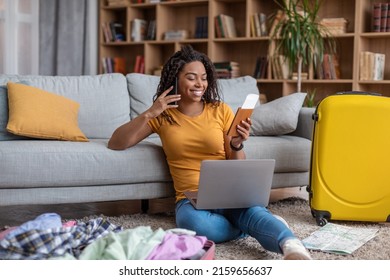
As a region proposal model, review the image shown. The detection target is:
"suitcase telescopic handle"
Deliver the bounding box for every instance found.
[335,91,381,96]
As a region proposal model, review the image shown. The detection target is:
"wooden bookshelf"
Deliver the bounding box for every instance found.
[99,0,390,102]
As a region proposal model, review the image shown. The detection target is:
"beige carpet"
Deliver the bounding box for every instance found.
[83,197,390,260]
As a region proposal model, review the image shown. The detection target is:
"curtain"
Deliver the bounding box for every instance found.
[39,0,96,75]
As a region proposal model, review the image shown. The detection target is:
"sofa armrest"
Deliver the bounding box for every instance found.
[290,107,315,140]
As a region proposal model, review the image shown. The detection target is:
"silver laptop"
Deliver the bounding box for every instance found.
[184,159,275,209]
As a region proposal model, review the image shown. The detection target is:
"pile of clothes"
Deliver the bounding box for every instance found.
[0,213,213,260]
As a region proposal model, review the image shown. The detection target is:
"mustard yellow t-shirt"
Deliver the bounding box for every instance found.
[148,102,234,202]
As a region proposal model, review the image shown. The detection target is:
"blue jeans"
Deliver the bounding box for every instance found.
[175,199,295,254]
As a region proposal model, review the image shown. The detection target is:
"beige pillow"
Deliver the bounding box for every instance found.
[6,82,88,142]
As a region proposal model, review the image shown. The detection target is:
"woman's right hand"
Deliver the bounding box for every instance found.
[148,86,181,118]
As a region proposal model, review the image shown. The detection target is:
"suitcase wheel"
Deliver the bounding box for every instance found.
[311,209,330,226]
[316,217,328,227]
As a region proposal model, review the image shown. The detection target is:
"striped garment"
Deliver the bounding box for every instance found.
[0,217,122,260]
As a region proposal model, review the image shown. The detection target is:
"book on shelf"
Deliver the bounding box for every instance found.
[313,53,341,80]
[146,20,156,40]
[111,22,125,41]
[102,22,125,42]
[195,16,208,39]
[101,22,112,43]
[374,53,386,80]
[102,57,127,74]
[213,61,240,79]
[360,51,385,81]
[133,55,145,74]
[381,2,388,32]
[107,0,128,6]
[131,18,147,42]
[271,54,290,80]
[164,30,189,41]
[253,56,268,79]
[372,3,382,32]
[371,3,390,32]
[291,72,308,80]
[250,13,268,37]
[319,18,348,35]
[214,14,237,38]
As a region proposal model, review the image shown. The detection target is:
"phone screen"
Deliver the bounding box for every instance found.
[167,77,178,105]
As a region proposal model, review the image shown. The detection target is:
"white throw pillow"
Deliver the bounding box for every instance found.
[126,73,160,120]
[250,92,307,136]
[218,75,259,113]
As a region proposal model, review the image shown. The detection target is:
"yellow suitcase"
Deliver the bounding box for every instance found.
[308,92,390,226]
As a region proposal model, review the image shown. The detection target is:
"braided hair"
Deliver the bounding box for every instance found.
[153,45,221,124]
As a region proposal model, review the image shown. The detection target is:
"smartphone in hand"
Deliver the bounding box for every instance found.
[167,77,178,105]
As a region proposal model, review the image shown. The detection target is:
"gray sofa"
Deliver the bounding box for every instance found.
[0,73,314,208]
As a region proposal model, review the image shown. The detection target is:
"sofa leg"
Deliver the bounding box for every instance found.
[141,199,149,214]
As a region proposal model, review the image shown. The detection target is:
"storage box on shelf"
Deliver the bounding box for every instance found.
[99,0,390,103]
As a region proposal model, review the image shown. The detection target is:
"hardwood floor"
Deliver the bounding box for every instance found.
[0,187,308,228]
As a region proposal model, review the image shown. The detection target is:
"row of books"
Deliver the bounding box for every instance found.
[164,30,189,41]
[102,57,126,74]
[252,56,268,79]
[250,13,268,37]
[319,18,348,35]
[133,55,145,74]
[102,22,125,43]
[271,55,291,80]
[214,14,237,38]
[313,53,341,80]
[372,2,390,32]
[195,16,208,39]
[360,51,385,81]
[106,0,128,6]
[131,19,156,41]
[213,61,240,79]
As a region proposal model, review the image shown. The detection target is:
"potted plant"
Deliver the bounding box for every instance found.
[270,0,336,93]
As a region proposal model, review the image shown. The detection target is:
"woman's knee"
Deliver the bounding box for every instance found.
[175,203,241,243]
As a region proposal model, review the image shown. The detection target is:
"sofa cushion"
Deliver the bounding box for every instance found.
[126,73,160,120]
[0,74,130,139]
[244,135,311,173]
[6,82,88,141]
[217,75,260,112]
[0,139,171,188]
[250,92,307,136]
[126,74,260,119]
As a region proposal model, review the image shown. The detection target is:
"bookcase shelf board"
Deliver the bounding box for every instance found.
[99,0,390,101]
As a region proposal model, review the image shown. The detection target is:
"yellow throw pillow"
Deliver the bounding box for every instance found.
[6,82,88,142]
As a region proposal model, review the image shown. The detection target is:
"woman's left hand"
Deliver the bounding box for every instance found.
[231,118,252,148]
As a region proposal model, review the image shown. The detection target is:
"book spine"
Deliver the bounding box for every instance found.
[322,53,331,80]
[372,3,381,32]
[373,53,385,80]
[254,13,261,37]
[259,56,268,79]
[202,16,208,38]
[214,15,223,38]
[380,3,388,32]
[259,13,268,36]
[387,4,390,32]
[253,57,261,78]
